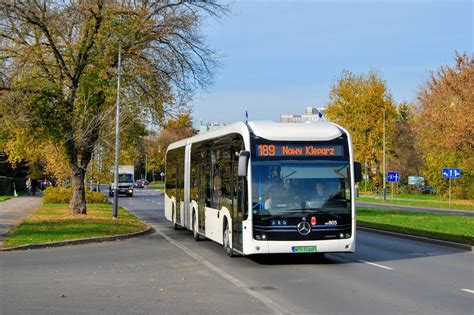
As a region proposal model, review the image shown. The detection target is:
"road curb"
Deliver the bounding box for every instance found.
[0,225,155,252]
[358,226,473,251]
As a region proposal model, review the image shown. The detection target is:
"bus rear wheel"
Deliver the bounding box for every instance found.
[223,223,234,257]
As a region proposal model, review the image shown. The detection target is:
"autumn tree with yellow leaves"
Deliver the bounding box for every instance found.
[0,1,225,214]
[144,113,196,178]
[325,70,397,184]
[415,53,473,199]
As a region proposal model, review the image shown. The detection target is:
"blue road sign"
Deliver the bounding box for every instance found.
[387,172,400,182]
[442,168,461,178]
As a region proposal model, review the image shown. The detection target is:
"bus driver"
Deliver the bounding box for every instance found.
[264,178,289,210]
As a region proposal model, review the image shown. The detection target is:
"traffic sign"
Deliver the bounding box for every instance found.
[442,168,461,178]
[387,172,400,182]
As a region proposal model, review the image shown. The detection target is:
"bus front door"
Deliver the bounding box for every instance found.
[232,164,244,253]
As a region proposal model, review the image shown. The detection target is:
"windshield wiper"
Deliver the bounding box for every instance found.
[312,208,342,219]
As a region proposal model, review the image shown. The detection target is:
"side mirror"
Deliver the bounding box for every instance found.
[238,151,250,177]
[354,161,362,182]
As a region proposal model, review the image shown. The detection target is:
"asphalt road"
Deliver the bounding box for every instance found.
[121,189,474,314]
[1,188,473,314]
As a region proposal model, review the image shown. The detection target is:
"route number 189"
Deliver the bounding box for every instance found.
[258,144,276,156]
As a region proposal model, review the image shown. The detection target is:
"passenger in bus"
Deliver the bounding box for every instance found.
[306,180,342,208]
[306,181,328,208]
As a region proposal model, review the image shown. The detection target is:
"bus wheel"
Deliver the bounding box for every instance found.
[223,222,234,257]
[192,211,200,241]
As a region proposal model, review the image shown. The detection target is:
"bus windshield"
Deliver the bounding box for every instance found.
[251,160,351,219]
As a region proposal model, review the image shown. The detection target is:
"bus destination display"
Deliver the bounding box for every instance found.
[256,143,344,158]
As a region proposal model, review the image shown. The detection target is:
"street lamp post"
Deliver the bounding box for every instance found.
[382,109,387,201]
[113,44,122,219]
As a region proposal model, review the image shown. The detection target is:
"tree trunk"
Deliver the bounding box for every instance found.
[70,165,87,215]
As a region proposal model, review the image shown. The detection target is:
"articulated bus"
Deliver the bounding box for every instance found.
[165,121,362,256]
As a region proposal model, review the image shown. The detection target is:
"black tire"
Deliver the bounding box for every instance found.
[193,211,201,241]
[223,221,234,257]
[311,253,325,259]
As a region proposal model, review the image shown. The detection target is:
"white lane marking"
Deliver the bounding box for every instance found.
[153,225,290,315]
[357,259,393,270]
[461,289,474,294]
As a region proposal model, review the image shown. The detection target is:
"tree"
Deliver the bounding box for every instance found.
[0,1,225,214]
[389,102,421,184]
[415,53,473,198]
[325,70,397,184]
[144,113,195,177]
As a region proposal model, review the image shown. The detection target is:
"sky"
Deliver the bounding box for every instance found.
[190,0,473,126]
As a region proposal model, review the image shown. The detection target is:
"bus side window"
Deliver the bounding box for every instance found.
[212,174,222,208]
[232,136,247,220]
[203,147,212,207]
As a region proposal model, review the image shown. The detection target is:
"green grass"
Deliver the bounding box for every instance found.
[357,207,474,245]
[357,195,474,211]
[3,203,147,248]
[395,193,450,201]
[148,183,164,190]
[0,196,12,201]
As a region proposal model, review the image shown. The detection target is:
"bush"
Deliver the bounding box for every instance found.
[87,190,109,204]
[43,187,108,204]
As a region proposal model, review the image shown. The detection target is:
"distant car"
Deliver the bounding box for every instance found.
[134,180,145,188]
[422,186,436,195]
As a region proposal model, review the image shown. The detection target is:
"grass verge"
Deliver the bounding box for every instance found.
[357,207,474,245]
[148,184,164,191]
[0,196,12,202]
[3,203,147,249]
[357,196,474,211]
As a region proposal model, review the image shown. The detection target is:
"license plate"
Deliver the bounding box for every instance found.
[291,246,317,253]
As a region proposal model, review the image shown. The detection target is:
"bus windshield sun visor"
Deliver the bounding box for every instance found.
[238,151,250,177]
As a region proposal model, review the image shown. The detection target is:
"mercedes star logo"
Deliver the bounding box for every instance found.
[297,221,311,235]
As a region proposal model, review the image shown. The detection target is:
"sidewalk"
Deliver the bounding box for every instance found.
[0,195,42,247]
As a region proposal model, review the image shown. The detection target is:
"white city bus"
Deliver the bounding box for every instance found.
[165,121,361,256]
